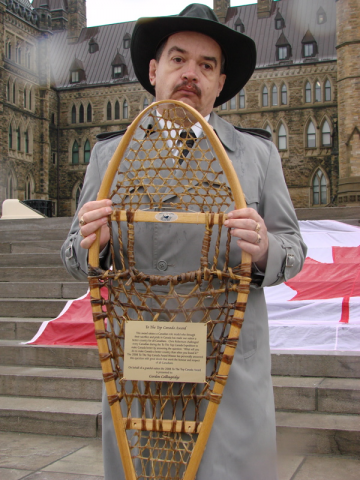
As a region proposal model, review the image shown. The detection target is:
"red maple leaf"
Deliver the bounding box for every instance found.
[285,246,360,323]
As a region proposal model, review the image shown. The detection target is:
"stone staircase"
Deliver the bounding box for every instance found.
[0,218,359,460]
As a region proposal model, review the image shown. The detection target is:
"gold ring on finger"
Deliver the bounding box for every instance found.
[255,222,260,233]
[79,216,86,227]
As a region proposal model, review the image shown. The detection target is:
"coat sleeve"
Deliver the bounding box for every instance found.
[256,141,307,287]
[60,142,105,281]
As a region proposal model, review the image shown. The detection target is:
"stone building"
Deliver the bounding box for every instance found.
[0,0,359,217]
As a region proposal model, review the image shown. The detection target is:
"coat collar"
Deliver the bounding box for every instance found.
[208,112,237,152]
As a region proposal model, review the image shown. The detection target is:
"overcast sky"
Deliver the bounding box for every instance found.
[86,1,257,27]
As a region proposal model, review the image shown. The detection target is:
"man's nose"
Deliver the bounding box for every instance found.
[181,62,199,82]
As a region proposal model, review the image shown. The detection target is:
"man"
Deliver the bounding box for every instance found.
[61,4,306,479]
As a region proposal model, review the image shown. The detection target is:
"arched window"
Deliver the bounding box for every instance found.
[24,88,27,108]
[16,127,21,151]
[29,89,32,110]
[25,175,32,200]
[307,121,316,148]
[8,42,11,60]
[322,121,331,147]
[123,34,131,49]
[313,170,327,205]
[27,51,31,69]
[315,81,321,102]
[230,96,236,110]
[239,89,245,109]
[123,100,128,119]
[143,97,149,110]
[13,82,16,104]
[262,86,268,107]
[6,172,15,199]
[75,183,83,210]
[272,85,278,106]
[71,105,76,123]
[79,104,84,123]
[6,80,10,101]
[107,101,112,120]
[115,100,120,120]
[325,80,331,102]
[305,82,312,103]
[87,103,92,122]
[24,130,29,153]
[17,47,22,65]
[278,124,287,150]
[265,124,272,137]
[84,140,91,164]
[8,125,12,149]
[72,140,79,164]
[281,84,287,105]
[220,102,227,110]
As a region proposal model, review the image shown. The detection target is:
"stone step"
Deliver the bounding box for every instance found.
[0,395,101,437]
[0,266,77,282]
[0,252,63,267]
[0,240,64,254]
[273,376,360,415]
[0,318,44,341]
[0,298,68,318]
[276,411,360,457]
[0,217,72,231]
[271,350,360,379]
[0,341,100,369]
[0,282,88,299]
[0,366,102,401]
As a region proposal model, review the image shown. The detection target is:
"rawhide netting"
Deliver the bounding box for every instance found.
[88,101,251,480]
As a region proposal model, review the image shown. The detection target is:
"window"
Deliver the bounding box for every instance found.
[87,103,92,122]
[221,102,227,110]
[272,85,278,106]
[143,97,149,110]
[315,81,321,102]
[265,124,272,136]
[305,43,314,57]
[23,88,26,108]
[262,86,268,107]
[51,113,55,124]
[123,34,131,49]
[313,170,327,205]
[115,100,120,120]
[230,97,237,110]
[52,152,57,165]
[107,101,112,120]
[89,38,99,54]
[72,140,79,164]
[307,121,316,148]
[278,124,287,150]
[235,18,245,33]
[278,46,288,60]
[305,82,312,103]
[7,41,11,60]
[123,100,128,119]
[26,51,31,69]
[29,90,32,110]
[281,84,287,105]
[24,130,29,153]
[317,7,327,25]
[322,121,331,146]
[71,105,76,123]
[6,80,10,101]
[79,104,84,123]
[8,125,12,149]
[239,89,245,109]
[275,12,285,30]
[16,127,20,151]
[84,140,91,164]
[113,65,123,79]
[71,71,79,83]
[17,47,22,65]
[13,82,16,104]
[325,80,331,101]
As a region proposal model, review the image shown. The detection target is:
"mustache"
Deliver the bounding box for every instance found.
[173,81,201,97]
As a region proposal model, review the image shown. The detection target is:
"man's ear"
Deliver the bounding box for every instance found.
[149,59,157,87]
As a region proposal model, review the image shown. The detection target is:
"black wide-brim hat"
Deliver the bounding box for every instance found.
[131,3,257,108]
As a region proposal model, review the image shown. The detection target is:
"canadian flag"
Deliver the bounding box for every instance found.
[27,220,360,351]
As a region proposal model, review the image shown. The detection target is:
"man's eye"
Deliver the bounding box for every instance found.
[173,57,183,63]
[203,63,213,70]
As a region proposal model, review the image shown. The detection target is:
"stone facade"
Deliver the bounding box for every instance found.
[0,0,359,217]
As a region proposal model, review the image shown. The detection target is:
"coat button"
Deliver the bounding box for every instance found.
[157,260,168,271]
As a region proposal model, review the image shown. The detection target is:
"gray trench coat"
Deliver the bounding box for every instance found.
[61,112,307,480]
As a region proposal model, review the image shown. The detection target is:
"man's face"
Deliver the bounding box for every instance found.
[149,31,226,117]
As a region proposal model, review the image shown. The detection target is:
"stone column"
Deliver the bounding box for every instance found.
[336,0,360,205]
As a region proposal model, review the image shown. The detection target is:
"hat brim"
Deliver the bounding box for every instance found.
[131,15,256,108]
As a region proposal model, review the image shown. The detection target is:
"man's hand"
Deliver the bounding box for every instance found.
[77,199,113,250]
[224,208,269,272]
